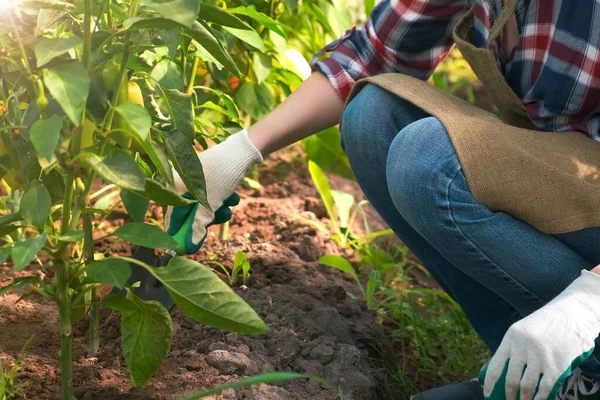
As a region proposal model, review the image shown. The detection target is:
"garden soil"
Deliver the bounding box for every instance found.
[0,149,423,400]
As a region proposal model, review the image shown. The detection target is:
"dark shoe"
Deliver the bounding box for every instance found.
[556,368,600,400]
[411,379,483,400]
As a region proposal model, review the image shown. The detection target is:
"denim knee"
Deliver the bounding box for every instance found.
[386,117,460,230]
[340,83,404,153]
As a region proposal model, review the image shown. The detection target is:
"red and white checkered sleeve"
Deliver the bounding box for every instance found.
[310,0,468,100]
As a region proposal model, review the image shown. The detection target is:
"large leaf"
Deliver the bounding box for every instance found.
[114,102,151,142]
[144,142,174,186]
[140,256,269,334]
[140,0,199,27]
[103,293,172,387]
[253,53,271,84]
[123,18,239,75]
[223,27,264,50]
[114,222,180,250]
[199,4,252,30]
[318,255,358,280]
[164,130,209,209]
[34,36,82,67]
[11,233,48,271]
[29,114,63,169]
[43,63,90,126]
[150,59,183,91]
[163,89,194,140]
[20,182,51,230]
[85,258,132,289]
[188,21,240,76]
[80,150,145,192]
[121,189,149,222]
[229,6,286,38]
[234,82,274,120]
[135,179,196,206]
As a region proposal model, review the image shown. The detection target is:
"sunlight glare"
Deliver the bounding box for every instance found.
[0,0,19,13]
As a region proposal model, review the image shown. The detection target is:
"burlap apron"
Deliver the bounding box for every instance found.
[346,0,600,235]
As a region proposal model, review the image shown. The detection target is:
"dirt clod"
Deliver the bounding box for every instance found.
[206,350,253,375]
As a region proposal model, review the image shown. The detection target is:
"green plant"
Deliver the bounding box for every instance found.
[294,160,392,249]
[0,1,271,398]
[0,337,33,400]
[209,250,252,286]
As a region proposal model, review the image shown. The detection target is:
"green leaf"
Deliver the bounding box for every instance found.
[150,59,183,91]
[43,63,90,126]
[114,222,180,250]
[188,21,240,76]
[180,373,308,400]
[0,248,10,265]
[29,114,63,169]
[140,0,199,27]
[80,150,145,192]
[114,102,151,142]
[252,53,271,84]
[104,292,173,387]
[284,0,298,12]
[318,255,358,280]
[34,36,82,68]
[159,29,181,58]
[11,233,48,271]
[364,0,375,17]
[199,4,252,30]
[331,190,354,228]
[144,142,174,186]
[164,130,209,209]
[234,82,274,120]
[229,6,286,38]
[223,27,264,50]
[20,182,51,230]
[123,18,239,75]
[135,179,196,206]
[307,160,335,224]
[0,213,22,228]
[139,256,269,334]
[163,89,194,140]
[121,189,149,222]
[85,258,132,289]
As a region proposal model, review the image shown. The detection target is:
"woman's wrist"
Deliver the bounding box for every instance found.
[591,265,600,275]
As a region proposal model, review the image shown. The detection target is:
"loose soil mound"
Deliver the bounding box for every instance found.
[0,151,402,400]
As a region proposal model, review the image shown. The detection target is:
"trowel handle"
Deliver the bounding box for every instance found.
[170,210,194,255]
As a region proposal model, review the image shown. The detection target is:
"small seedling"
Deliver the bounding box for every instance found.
[293,161,392,249]
[0,337,33,400]
[209,251,252,286]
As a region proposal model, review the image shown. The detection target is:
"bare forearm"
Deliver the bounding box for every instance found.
[247,72,345,156]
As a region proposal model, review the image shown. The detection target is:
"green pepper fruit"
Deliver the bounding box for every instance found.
[101,58,121,91]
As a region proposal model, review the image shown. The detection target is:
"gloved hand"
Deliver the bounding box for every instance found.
[482,269,600,400]
[164,130,263,254]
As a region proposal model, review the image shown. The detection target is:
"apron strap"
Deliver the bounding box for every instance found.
[486,0,519,46]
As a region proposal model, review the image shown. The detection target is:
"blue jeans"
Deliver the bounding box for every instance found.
[340,83,600,377]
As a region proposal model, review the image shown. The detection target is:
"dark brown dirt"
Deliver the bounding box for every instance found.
[0,149,403,400]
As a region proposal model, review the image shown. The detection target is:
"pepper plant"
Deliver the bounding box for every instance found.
[0,0,270,398]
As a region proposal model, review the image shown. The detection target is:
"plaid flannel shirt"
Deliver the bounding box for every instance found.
[311,0,600,139]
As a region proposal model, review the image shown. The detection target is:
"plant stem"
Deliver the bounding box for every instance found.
[83,214,99,354]
[56,264,73,400]
[186,56,200,95]
[219,221,229,242]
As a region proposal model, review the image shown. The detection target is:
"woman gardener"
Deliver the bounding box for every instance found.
[164,0,600,398]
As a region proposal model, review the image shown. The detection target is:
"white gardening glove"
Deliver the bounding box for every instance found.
[164,130,263,253]
[482,269,600,400]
